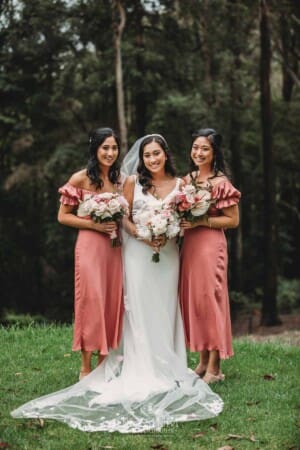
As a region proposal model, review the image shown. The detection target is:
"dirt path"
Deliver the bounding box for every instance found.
[232,312,300,346]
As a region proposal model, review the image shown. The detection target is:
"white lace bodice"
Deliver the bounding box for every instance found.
[132,176,181,223]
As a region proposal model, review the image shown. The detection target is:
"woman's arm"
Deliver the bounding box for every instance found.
[122,176,138,237]
[181,204,239,230]
[57,172,117,235]
[57,203,117,235]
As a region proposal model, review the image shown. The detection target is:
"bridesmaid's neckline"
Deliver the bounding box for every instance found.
[66,182,118,195]
[189,174,228,190]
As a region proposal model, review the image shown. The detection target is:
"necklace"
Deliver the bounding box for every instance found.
[151,178,176,200]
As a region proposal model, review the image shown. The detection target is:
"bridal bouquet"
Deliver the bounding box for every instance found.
[175,183,213,244]
[77,192,129,247]
[135,200,180,262]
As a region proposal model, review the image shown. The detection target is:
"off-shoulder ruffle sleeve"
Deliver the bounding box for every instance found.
[58,182,82,206]
[212,180,241,209]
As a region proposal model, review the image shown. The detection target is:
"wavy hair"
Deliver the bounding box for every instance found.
[189,128,229,179]
[86,127,121,189]
[137,135,176,194]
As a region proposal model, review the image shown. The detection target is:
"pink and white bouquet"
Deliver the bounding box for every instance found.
[77,192,129,247]
[134,200,180,262]
[175,183,213,243]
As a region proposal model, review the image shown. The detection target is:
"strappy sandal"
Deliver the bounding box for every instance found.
[79,370,91,381]
[203,372,225,384]
[195,364,207,378]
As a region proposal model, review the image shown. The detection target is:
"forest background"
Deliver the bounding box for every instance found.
[0,0,299,327]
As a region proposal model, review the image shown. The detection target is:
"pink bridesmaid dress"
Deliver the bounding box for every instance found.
[179,179,241,359]
[58,183,124,354]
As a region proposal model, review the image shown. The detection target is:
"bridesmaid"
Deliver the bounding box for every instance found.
[179,128,241,384]
[57,127,124,380]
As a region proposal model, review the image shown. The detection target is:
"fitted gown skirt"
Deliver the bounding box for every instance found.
[180,227,233,359]
[72,229,124,354]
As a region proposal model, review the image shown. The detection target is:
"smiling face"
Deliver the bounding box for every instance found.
[97,136,119,168]
[191,136,214,169]
[142,140,167,174]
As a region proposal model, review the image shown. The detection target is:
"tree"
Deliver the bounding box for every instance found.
[259,0,281,325]
[112,0,128,152]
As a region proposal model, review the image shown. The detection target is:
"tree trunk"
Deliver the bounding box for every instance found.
[199,0,215,106]
[259,0,281,325]
[228,114,243,292]
[134,5,147,137]
[112,0,128,153]
[227,0,243,292]
[280,10,299,102]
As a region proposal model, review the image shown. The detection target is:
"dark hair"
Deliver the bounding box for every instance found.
[137,135,176,193]
[86,127,121,189]
[189,128,229,178]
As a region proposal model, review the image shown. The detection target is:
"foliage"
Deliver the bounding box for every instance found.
[277,277,300,313]
[0,0,299,318]
[1,325,299,449]
[1,310,47,326]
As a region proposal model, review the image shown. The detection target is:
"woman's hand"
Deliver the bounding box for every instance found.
[91,220,118,235]
[152,235,167,248]
[141,235,166,250]
[148,235,167,254]
[180,218,205,229]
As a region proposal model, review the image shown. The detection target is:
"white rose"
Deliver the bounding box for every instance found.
[99,192,114,200]
[191,191,211,216]
[167,222,180,238]
[184,184,196,194]
[136,225,152,240]
[135,209,153,226]
[151,217,168,236]
[95,202,108,215]
[108,198,121,215]
[77,198,94,216]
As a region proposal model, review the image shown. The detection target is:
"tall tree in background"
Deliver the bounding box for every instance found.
[132,0,147,137]
[279,5,299,102]
[1,0,299,321]
[259,0,280,325]
[112,0,128,152]
[226,0,244,291]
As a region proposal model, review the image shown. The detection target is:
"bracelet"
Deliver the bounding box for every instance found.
[207,216,212,229]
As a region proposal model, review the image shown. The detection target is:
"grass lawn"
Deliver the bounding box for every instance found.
[1,324,299,450]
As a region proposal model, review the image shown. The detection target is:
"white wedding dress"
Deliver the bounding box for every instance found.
[11,177,223,433]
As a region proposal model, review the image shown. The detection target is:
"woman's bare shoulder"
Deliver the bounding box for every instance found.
[68,169,88,188]
[210,172,228,187]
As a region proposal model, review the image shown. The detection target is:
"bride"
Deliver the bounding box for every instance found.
[11,134,223,433]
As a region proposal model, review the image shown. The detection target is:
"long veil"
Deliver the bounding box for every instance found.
[11,136,223,433]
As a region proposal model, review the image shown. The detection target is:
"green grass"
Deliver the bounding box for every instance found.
[1,325,299,450]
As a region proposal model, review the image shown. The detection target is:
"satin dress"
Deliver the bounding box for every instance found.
[58,182,124,354]
[180,179,241,359]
